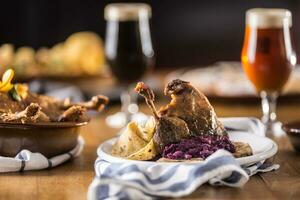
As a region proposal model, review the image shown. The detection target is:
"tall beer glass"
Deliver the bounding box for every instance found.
[241,8,296,129]
[104,3,154,128]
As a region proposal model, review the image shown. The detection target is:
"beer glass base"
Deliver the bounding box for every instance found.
[263,120,285,137]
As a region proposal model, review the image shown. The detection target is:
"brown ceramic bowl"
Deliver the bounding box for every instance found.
[282,121,300,152]
[0,121,88,158]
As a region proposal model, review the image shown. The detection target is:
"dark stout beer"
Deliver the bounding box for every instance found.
[105,3,154,84]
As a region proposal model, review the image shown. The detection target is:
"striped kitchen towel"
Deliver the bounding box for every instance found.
[87,149,279,199]
[0,136,84,173]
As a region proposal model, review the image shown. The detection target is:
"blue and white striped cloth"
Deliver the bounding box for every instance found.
[88,117,279,199]
[88,149,279,199]
[0,137,84,173]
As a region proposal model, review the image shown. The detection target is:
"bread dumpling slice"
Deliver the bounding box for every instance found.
[137,117,156,142]
[112,122,148,157]
[126,139,157,161]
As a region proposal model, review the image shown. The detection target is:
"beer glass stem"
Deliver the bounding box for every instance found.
[121,85,139,124]
[260,91,278,126]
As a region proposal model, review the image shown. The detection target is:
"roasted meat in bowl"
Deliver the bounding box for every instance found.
[0,69,109,157]
[0,122,88,158]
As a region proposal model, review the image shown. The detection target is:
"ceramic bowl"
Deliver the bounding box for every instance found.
[282,121,300,152]
[0,121,88,158]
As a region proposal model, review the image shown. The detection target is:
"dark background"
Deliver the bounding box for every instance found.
[0,0,299,68]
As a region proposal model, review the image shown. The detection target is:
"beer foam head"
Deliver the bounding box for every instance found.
[246,8,292,28]
[105,3,151,21]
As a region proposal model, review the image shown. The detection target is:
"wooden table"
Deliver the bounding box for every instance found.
[1,100,300,200]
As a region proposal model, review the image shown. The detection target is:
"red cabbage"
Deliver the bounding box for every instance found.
[162,135,235,160]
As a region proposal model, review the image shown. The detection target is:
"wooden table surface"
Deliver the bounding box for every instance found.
[0,100,300,200]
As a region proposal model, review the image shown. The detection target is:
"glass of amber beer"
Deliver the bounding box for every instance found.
[241,8,296,129]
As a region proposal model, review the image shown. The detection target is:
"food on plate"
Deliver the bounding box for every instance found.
[136,79,228,152]
[0,31,106,79]
[112,122,148,157]
[126,139,157,160]
[0,69,109,124]
[14,46,37,77]
[112,79,252,161]
[232,142,253,158]
[112,118,157,160]
[63,32,105,75]
[14,47,35,68]
[0,44,14,72]
[161,135,235,160]
[36,43,69,75]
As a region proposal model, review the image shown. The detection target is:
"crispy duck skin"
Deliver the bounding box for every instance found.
[62,95,109,111]
[160,79,227,136]
[0,92,109,123]
[135,82,191,153]
[58,105,88,122]
[135,79,227,153]
[0,103,50,123]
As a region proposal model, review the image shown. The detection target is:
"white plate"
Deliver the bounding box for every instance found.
[98,130,278,166]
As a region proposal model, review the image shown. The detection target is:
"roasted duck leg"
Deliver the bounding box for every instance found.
[135,82,159,120]
[58,106,88,122]
[58,95,109,122]
[135,82,190,153]
[62,95,109,112]
[0,103,50,123]
[0,93,109,123]
[160,79,227,136]
[135,80,227,153]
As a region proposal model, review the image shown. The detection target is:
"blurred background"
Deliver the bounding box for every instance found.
[1,0,300,107]
[1,0,299,68]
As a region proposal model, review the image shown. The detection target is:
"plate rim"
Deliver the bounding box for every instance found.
[97,135,278,166]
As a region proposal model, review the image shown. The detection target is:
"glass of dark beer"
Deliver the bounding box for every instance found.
[241,8,296,131]
[104,3,154,127]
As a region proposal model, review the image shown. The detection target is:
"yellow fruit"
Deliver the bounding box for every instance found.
[0,83,13,92]
[2,68,14,83]
[15,83,29,99]
[0,69,14,90]
[0,44,14,67]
